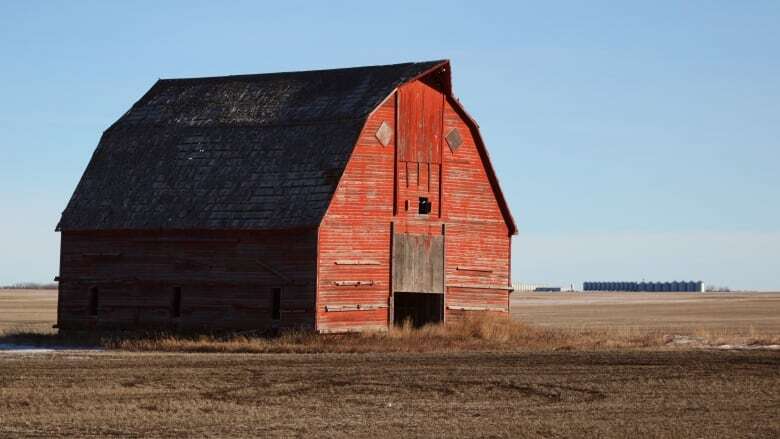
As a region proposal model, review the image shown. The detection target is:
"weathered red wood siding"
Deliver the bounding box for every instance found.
[317,75,512,332]
[396,80,444,217]
[316,97,396,332]
[397,80,443,163]
[442,98,511,321]
[57,229,317,330]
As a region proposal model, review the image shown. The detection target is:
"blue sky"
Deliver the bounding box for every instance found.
[1,1,778,289]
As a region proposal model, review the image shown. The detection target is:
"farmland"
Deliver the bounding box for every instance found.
[0,289,57,333]
[1,289,779,438]
[0,350,778,437]
[512,291,780,334]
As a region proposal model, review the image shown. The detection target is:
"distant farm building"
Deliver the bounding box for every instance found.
[55,60,516,332]
[583,281,704,292]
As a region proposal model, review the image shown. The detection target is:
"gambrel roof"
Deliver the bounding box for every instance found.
[57,60,516,234]
[57,61,445,231]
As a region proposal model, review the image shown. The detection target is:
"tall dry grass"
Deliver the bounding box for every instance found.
[3,315,777,353]
[110,316,668,353]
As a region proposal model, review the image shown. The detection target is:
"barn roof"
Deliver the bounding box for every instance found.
[57,60,447,231]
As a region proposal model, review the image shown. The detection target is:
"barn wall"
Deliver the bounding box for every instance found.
[442,98,511,321]
[316,97,396,332]
[395,78,511,322]
[318,76,512,332]
[57,229,317,330]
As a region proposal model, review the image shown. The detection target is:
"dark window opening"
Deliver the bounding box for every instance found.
[88,286,99,316]
[271,288,281,320]
[418,197,431,215]
[172,287,182,318]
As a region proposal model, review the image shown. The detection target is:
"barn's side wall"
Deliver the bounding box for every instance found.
[442,98,511,321]
[316,97,396,332]
[57,229,317,331]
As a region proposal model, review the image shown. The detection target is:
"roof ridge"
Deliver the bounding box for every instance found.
[157,60,448,83]
[106,117,368,132]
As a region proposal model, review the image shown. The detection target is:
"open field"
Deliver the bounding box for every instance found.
[1,289,779,437]
[0,289,57,333]
[1,350,778,438]
[513,291,780,334]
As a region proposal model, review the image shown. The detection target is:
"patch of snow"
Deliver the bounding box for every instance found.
[663,336,780,351]
[663,335,707,346]
[0,343,102,355]
[715,344,780,351]
[0,348,55,354]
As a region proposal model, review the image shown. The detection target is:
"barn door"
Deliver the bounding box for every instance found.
[392,233,444,327]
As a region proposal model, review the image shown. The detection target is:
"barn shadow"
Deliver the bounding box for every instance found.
[0,331,103,350]
[0,328,280,351]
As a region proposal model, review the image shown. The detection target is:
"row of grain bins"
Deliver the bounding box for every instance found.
[513,283,564,292]
[583,281,704,292]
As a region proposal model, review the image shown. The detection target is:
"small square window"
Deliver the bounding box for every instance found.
[418,197,431,215]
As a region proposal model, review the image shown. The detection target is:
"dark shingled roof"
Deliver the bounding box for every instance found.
[57,60,447,231]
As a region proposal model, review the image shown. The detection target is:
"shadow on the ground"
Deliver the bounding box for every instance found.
[0,331,103,349]
[0,329,279,350]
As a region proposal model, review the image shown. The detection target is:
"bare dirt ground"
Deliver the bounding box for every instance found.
[512,291,780,334]
[0,350,778,438]
[1,289,779,437]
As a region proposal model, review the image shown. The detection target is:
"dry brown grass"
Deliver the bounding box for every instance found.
[2,289,779,353]
[7,315,777,354]
[109,316,670,353]
[690,325,780,346]
[2,314,668,353]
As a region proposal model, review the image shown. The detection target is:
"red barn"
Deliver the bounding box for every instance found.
[56,60,516,332]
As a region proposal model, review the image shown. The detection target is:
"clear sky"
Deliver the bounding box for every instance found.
[1,1,778,290]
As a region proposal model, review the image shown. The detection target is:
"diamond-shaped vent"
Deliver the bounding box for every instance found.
[445,128,463,152]
[375,121,393,147]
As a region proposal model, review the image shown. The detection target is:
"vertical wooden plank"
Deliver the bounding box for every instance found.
[388,221,395,326]
[424,83,443,164]
[398,81,443,165]
[438,163,443,218]
[442,223,447,323]
[393,91,399,217]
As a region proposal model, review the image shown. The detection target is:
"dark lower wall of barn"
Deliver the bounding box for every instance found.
[57,229,317,331]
